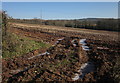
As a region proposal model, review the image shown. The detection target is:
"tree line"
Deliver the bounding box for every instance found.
[8,17,119,32]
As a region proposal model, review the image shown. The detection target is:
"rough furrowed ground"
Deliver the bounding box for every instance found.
[2,23,120,82]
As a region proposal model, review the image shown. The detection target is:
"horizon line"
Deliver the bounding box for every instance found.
[10,17,118,20]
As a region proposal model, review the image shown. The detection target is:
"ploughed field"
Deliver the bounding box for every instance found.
[2,23,119,82]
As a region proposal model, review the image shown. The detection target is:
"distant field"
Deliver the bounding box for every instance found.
[9,22,118,42]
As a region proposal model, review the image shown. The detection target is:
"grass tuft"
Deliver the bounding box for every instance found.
[2,32,50,59]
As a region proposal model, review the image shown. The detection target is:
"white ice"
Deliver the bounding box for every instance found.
[79,39,90,51]
[28,52,50,59]
[72,39,93,81]
[58,38,64,41]
[73,44,77,47]
[79,39,86,45]
[72,73,80,81]
[79,62,95,79]
[72,62,95,81]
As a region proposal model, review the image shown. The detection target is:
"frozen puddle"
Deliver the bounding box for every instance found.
[82,46,90,51]
[79,39,86,45]
[72,73,80,81]
[79,39,90,51]
[54,41,59,45]
[72,62,95,81]
[71,39,78,47]
[79,62,95,78]
[57,38,64,41]
[72,39,94,81]
[54,38,64,45]
[28,52,50,59]
[97,47,109,50]
[73,44,77,47]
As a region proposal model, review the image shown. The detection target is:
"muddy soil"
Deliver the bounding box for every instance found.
[2,24,120,82]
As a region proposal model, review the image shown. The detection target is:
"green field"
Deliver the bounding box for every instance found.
[2,32,50,59]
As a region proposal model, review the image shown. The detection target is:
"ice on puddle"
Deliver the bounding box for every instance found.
[58,38,64,41]
[82,46,89,49]
[38,52,50,56]
[28,52,50,59]
[82,46,90,51]
[56,41,59,43]
[28,56,35,59]
[72,62,95,81]
[71,40,75,43]
[72,39,93,81]
[73,44,76,46]
[82,48,90,51]
[79,39,90,51]
[72,73,80,81]
[79,39,86,44]
[79,62,95,79]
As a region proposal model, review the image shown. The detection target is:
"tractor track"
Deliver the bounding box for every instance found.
[2,23,119,82]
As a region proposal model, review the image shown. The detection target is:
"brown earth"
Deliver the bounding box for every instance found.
[2,23,120,82]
